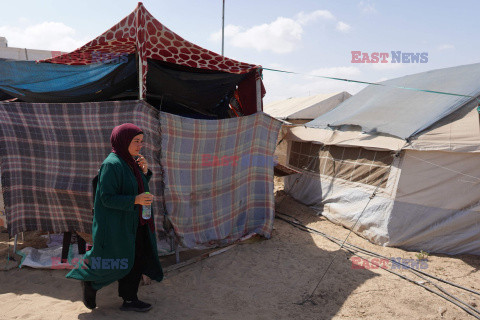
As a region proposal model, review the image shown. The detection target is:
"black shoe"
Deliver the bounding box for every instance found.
[81,281,97,309]
[120,299,152,312]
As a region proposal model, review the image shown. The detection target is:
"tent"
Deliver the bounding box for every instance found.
[0,2,265,118]
[0,3,281,249]
[265,92,351,169]
[264,92,351,124]
[282,62,480,255]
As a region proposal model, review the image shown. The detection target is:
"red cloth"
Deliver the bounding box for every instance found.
[236,71,266,115]
[41,3,260,98]
[110,123,154,231]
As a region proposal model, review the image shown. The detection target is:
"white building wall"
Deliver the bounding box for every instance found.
[0,37,63,61]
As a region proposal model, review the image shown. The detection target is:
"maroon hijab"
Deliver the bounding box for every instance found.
[110,123,154,231]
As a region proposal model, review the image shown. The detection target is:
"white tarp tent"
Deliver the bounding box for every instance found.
[264,92,351,123]
[283,63,480,255]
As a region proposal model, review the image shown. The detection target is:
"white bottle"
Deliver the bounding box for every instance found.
[142,192,151,220]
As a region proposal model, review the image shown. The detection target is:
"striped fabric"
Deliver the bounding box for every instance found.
[0,172,5,229]
[0,100,162,237]
[0,101,281,249]
[160,112,281,248]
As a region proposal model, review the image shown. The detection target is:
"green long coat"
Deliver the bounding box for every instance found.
[66,153,163,290]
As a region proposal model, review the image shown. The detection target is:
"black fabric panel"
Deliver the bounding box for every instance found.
[0,55,138,103]
[146,59,247,118]
[0,90,13,101]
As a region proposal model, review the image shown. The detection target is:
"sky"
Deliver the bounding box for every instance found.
[0,0,479,104]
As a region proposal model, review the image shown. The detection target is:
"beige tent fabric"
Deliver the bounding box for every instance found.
[407,100,480,153]
[284,144,480,254]
[285,125,407,151]
[284,151,403,245]
[281,94,480,254]
[264,92,351,120]
[395,150,480,210]
[387,150,480,254]
[284,100,480,153]
[287,141,395,188]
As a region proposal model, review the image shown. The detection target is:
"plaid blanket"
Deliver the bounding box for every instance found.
[0,172,5,230]
[160,112,281,247]
[0,100,161,236]
[0,101,281,248]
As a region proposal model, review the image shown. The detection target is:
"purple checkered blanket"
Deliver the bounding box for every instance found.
[0,100,161,237]
[160,112,281,247]
[0,101,281,248]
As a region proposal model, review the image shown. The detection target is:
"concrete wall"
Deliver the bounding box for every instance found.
[0,46,59,61]
[0,37,64,61]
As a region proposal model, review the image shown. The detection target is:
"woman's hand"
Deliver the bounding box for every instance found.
[135,154,148,174]
[135,192,154,206]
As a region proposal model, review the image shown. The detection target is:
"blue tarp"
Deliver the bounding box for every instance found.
[0,60,127,94]
[306,63,480,139]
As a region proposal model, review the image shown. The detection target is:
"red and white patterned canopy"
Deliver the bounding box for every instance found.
[42,2,260,97]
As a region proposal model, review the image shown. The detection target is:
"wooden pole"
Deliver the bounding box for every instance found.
[256,70,262,112]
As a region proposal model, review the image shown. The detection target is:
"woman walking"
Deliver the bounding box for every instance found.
[67,123,163,312]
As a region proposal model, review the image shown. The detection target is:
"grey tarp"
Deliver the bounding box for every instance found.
[306,63,480,139]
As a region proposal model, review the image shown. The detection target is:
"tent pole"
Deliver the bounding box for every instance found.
[221,0,225,56]
[13,234,17,253]
[256,70,262,112]
[138,54,143,100]
[175,243,180,264]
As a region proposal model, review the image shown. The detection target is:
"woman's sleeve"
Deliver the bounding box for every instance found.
[145,169,153,183]
[98,162,136,212]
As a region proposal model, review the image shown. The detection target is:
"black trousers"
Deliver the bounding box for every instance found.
[118,224,150,301]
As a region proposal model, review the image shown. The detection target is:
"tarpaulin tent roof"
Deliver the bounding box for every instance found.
[264,92,351,120]
[41,2,261,100]
[0,57,249,117]
[306,63,480,139]
[282,63,480,255]
[0,57,137,102]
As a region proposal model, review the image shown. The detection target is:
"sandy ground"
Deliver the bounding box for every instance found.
[1,178,480,320]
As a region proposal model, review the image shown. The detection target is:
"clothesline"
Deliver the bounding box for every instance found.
[261,67,480,107]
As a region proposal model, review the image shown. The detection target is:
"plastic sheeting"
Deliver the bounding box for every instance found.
[0,57,137,103]
[0,58,129,93]
[284,100,480,153]
[306,63,480,139]
[18,245,84,269]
